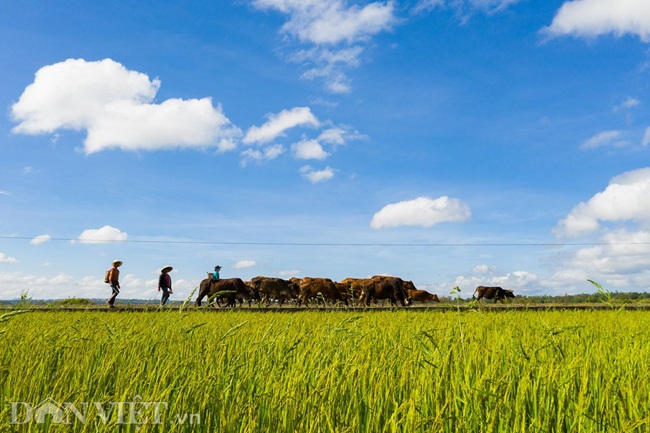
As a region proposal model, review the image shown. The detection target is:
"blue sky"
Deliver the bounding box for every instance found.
[2,0,650,300]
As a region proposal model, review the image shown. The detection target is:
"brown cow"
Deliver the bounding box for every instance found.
[473,286,515,303]
[295,277,349,306]
[407,289,440,303]
[195,278,259,307]
[339,278,364,301]
[359,276,410,307]
[250,276,299,307]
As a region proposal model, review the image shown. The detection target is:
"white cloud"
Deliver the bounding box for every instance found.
[292,139,330,160]
[253,0,395,45]
[370,196,471,229]
[580,130,627,149]
[0,271,196,300]
[0,253,18,264]
[544,229,650,293]
[240,144,286,166]
[243,107,320,144]
[466,0,520,12]
[278,269,300,277]
[472,264,495,274]
[318,127,347,145]
[555,167,650,237]
[251,1,395,93]
[30,234,51,245]
[0,189,10,196]
[294,46,364,94]
[544,0,650,42]
[614,96,640,111]
[11,58,241,154]
[413,0,520,16]
[299,165,336,183]
[234,260,257,269]
[76,225,128,244]
[642,127,650,146]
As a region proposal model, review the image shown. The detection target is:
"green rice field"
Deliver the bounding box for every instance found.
[1,308,649,432]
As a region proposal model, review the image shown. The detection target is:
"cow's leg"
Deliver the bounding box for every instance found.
[196,282,207,307]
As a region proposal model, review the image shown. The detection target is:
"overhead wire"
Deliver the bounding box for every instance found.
[0,235,647,247]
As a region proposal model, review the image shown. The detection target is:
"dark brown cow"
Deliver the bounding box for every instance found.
[296,277,349,306]
[359,276,410,307]
[473,286,515,303]
[195,278,259,307]
[250,276,299,307]
[407,289,440,303]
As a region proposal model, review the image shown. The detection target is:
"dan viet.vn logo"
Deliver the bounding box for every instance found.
[7,396,201,426]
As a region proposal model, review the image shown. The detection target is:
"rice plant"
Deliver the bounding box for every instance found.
[0,309,648,432]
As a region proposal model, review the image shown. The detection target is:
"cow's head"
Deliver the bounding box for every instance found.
[504,289,515,298]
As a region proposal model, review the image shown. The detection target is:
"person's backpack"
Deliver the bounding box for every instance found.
[104,270,110,284]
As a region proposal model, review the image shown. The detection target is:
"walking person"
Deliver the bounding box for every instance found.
[106,260,122,308]
[158,265,173,306]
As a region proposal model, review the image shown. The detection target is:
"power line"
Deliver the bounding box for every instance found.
[1,235,648,247]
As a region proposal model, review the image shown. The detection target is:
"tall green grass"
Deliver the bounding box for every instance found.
[0,309,649,432]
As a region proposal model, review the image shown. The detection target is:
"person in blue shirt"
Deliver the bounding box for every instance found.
[211,265,221,281]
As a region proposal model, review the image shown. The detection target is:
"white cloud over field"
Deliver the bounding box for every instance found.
[0,271,196,301]
[371,196,471,229]
[544,0,650,42]
[555,167,650,237]
[76,225,128,244]
[11,58,241,154]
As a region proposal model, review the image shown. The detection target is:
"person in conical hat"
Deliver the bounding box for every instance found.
[158,265,173,306]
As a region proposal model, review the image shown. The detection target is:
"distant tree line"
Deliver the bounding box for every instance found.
[439,291,650,304]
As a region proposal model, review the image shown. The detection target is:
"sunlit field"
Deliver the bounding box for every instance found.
[1,309,649,432]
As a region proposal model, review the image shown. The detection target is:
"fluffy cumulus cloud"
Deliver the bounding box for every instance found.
[11,58,241,154]
[370,196,471,229]
[243,107,319,144]
[251,0,395,92]
[555,167,650,237]
[299,165,336,183]
[30,234,51,245]
[544,229,650,293]
[544,0,650,42]
[292,139,330,160]
[76,225,128,244]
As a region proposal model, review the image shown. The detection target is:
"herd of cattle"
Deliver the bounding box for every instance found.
[194,275,515,308]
